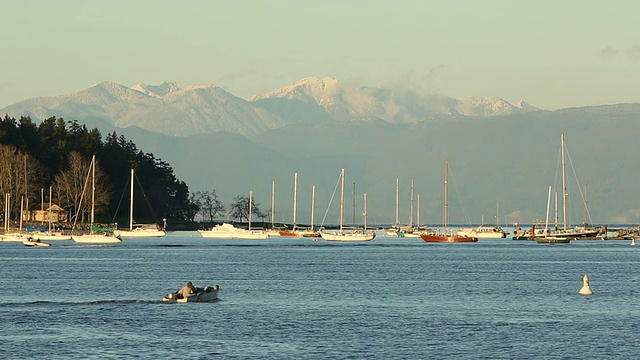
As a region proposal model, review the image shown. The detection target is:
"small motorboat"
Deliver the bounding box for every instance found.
[23,239,52,247]
[162,284,220,303]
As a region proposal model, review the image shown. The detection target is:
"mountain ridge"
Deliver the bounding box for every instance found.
[1,77,539,137]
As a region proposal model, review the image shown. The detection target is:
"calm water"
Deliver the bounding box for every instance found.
[1,231,638,359]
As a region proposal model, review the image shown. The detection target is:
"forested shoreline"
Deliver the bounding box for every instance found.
[0,115,192,226]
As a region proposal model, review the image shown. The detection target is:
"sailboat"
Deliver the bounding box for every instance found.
[1,194,32,242]
[420,161,478,243]
[384,178,402,237]
[279,172,300,237]
[297,185,321,237]
[72,155,122,244]
[29,187,72,241]
[320,168,375,242]
[114,168,166,238]
[547,134,602,239]
[534,186,570,244]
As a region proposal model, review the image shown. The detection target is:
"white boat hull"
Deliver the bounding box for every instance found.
[198,223,269,239]
[0,233,31,242]
[30,232,72,241]
[162,285,220,303]
[72,233,122,244]
[115,228,166,238]
[320,231,376,242]
[457,227,507,239]
[23,240,52,247]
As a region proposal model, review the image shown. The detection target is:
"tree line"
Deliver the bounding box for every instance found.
[0,115,269,227]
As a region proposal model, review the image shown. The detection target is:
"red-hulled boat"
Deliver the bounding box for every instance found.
[279,229,298,237]
[422,161,478,243]
[420,233,478,242]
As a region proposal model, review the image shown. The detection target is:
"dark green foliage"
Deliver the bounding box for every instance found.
[0,115,192,222]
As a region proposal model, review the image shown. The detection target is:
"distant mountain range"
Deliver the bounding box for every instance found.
[2,78,639,225]
[1,77,538,137]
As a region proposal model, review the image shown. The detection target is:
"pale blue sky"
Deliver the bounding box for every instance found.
[1,0,639,110]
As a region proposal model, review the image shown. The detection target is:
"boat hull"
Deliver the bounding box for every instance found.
[457,226,506,239]
[320,231,376,242]
[23,240,52,247]
[0,233,31,242]
[535,237,571,244]
[162,285,220,303]
[198,223,269,239]
[115,228,166,238]
[30,232,72,241]
[72,234,122,244]
[420,234,478,242]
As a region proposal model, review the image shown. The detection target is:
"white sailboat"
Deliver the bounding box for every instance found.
[320,168,375,242]
[114,168,166,238]
[29,187,72,241]
[72,155,122,244]
[384,178,402,237]
[1,194,31,242]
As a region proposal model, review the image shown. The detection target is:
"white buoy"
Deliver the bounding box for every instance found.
[578,274,593,295]
[631,237,636,246]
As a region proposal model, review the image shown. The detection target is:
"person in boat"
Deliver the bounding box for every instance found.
[177,281,197,298]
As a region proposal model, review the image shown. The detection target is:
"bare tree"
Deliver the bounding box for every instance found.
[229,195,263,223]
[53,152,111,223]
[194,190,225,222]
[0,145,46,221]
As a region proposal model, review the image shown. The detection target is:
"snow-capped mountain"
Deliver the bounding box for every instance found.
[252,77,538,123]
[0,77,539,137]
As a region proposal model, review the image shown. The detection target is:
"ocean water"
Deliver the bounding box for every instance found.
[1,231,638,359]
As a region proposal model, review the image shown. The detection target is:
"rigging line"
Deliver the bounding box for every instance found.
[110,176,130,223]
[564,144,594,225]
[319,170,342,228]
[134,172,161,223]
[447,163,471,225]
[71,157,93,231]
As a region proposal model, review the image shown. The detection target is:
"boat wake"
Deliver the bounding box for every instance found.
[2,299,161,307]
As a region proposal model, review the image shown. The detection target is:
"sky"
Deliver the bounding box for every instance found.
[1,0,639,110]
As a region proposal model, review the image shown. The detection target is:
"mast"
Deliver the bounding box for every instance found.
[417,194,420,229]
[48,186,52,231]
[90,155,95,225]
[24,155,28,223]
[271,181,275,228]
[444,160,449,228]
[363,193,368,232]
[293,172,298,227]
[130,168,134,231]
[410,178,414,228]
[19,196,24,232]
[4,193,9,231]
[249,190,253,230]
[544,185,552,238]
[395,178,399,226]
[351,182,356,226]
[40,188,44,225]
[339,168,345,232]
[310,185,316,230]
[554,190,559,229]
[561,133,567,231]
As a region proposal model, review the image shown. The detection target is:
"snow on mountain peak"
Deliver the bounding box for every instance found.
[132,82,182,98]
[251,76,341,102]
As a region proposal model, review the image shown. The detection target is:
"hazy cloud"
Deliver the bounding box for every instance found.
[599,46,618,58]
[627,45,640,59]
